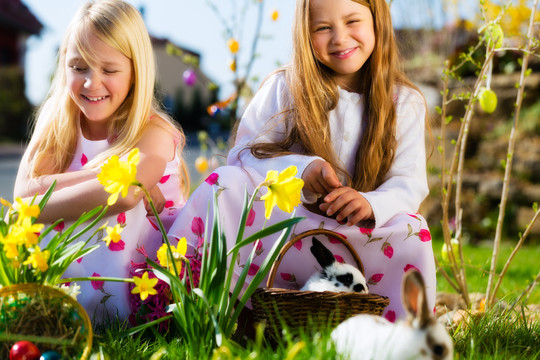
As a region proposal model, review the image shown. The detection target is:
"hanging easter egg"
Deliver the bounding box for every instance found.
[195,156,209,173]
[227,38,239,54]
[207,105,220,117]
[229,59,237,72]
[484,23,504,49]
[441,238,460,264]
[478,87,498,114]
[10,341,41,360]
[271,9,279,21]
[39,351,62,360]
[183,69,197,86]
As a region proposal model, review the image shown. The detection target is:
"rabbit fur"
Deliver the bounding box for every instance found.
[300,237,368,294]
[331,269,453,360]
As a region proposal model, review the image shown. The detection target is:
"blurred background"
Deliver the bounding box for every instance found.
[0,0,539,243]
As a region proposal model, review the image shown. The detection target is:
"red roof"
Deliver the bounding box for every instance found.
[0,0,42,35]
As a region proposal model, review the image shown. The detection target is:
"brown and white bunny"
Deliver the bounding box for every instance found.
[300,237,368,294]
[331,269,453,360]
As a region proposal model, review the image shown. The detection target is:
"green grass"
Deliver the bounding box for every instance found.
[433,239,540,304]
[88,241,540,359]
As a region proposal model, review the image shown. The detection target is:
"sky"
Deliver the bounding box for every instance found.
[22,0,473,106]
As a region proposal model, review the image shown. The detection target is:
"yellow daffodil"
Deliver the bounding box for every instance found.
[1,235,19,259]
[13,197,40,223]
[194,156,209,173]
[260,166,304,219]
[131,272,158,301]
[23,246,50,272]
[1,227,24,259]
[16,217,44,247]
[227,38,239,54]
[103,224,124,247]
[157,237,187,271]
[0,198,12,207]
[98,148,140,206]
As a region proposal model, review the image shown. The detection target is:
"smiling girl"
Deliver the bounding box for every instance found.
[169,0,436,326]
[14,0,189,324]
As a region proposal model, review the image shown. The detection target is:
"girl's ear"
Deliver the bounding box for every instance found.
[401,269,431,328]
[310,237,335,269]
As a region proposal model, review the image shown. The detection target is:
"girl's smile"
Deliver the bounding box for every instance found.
[309,0,375,92]
[331,47,358,59]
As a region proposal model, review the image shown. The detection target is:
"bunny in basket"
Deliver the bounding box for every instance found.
[331,269,454,360]
[300,237,369,293]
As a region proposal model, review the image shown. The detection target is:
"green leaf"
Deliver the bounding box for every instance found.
[227,217,305,255]
[37,180,57,212]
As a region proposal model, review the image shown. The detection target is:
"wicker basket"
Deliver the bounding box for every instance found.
[251,229,389,337]
[0,283,92,360]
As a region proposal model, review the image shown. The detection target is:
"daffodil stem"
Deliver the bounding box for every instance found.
[140,186,180,279]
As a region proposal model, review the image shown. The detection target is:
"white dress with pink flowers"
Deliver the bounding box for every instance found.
[168,72,437,322]
[60,130,186,325]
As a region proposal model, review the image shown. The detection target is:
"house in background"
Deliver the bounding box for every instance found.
[152,36,219,132]
[0,0,42,140]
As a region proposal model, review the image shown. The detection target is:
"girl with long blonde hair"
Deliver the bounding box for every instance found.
[170,0,435,326]
[14,0,189,323]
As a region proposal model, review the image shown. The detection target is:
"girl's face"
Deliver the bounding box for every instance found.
[309,0,375,92]
[65,28,132,140]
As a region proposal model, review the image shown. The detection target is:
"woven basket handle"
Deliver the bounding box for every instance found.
[265,229,364,288]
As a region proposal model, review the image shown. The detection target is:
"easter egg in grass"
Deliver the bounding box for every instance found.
[39,351,62,360]
[10,341,41,360]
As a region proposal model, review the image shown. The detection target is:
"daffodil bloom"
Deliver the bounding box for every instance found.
[103,223,124,247]
[0,198,12,207]
[131,271,158,301]
[2,237,19,259]
[260,166,304,219]
[23,246,50,272]
[157,237,187,271]
[97,148,140,206]
[13,197,40,223]
[1,229,24,259]
[16,217,44,247]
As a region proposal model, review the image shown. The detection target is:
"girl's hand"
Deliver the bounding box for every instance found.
[319,187,374,226]
[302,159,342,196]
[145,185,165,215]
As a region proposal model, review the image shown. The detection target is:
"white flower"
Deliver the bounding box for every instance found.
[59,283,81,300]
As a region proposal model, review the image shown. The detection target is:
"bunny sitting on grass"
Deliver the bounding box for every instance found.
[331,269,453,360]
[300,237,368,293]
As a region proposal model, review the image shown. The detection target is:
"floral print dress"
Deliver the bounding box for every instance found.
[168,73,436,322]
[59,130,186,324]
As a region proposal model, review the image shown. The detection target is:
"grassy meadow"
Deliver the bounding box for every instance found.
[88,240,540,359]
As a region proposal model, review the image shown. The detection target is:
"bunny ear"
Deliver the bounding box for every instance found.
[402,269,431,328]
[310,237,336,269]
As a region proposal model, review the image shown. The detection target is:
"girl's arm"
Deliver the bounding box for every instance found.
[14,157,98,199]
[17,123,176,223]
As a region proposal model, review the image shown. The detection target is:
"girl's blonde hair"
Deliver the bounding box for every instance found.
[250,0,423,192]
[26,0,189,195]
